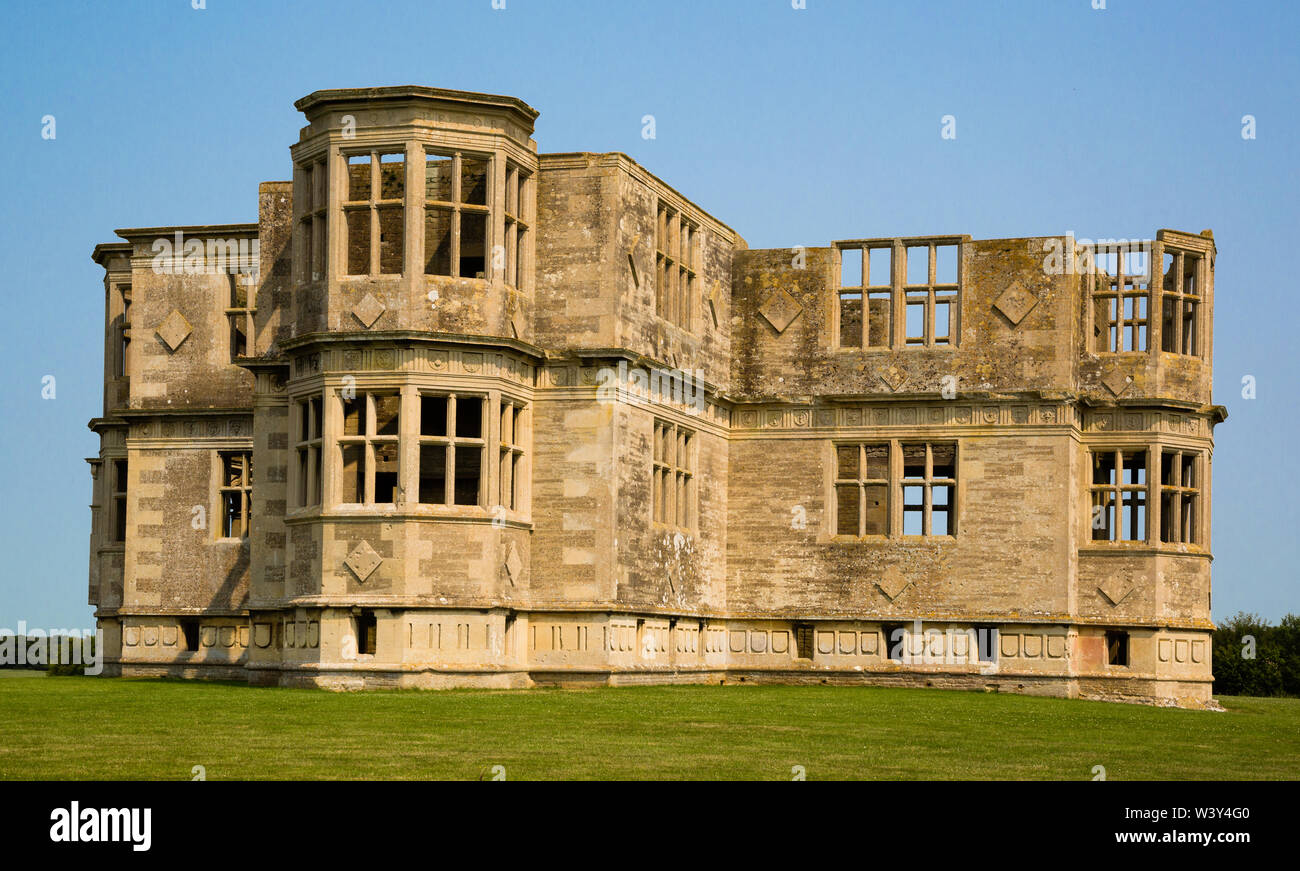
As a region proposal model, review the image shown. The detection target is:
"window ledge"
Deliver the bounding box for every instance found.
[287,508,532,529]
[1079,543,1210,558]
[828,534,956,542]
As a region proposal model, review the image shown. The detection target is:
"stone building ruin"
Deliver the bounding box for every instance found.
[87,86,1224,706]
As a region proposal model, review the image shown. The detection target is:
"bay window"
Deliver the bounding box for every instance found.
[290,384,528,517]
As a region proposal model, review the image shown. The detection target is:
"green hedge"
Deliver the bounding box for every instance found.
[1212,613,1300,697]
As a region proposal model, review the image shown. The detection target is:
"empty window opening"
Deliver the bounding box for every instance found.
[297,159,326,282]
[905,295,927,345]
[1161,250,1201,356]
[226,272,254,360]
[355,611,377,656]
[417,393,485,507]
[111,459,128,543]
[837,244,894,348]
[881,623,905,662]
[906,245,929,285]
[901,443,957,537]
[1105,630,1129,667]
[794,623,814,660]
[1159,450,1200,544]
[934,244,958,284]
[840,247,862,287]
[424,150,491,279]
[337,392,400,505]
[344,151,405,276]
[503,163,531,289]
[295,395,323,508]
[652,420,696,529]
[975,627,998,663]
[834,442,889,537]
[499,400,526,512]
[655,203,697,330]
[835,442,955,537]
[838,291,863,349]
[113,284,131,380]
[1093,244,1150,352]
[181,619,200,652]
[218,451,253,538]
[1090,449,1147,542]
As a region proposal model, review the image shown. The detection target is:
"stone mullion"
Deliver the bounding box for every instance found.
[509,405,525,522]
[484,391,499,509]
[321,386,339,508]
[922,443,933,537]
[445,394,457,506]
[926,244,936,348]
[404,141,421,283]
[1148,241,1164,357]
[450,153,462,278]
[891,240,904,349]
[368,151,380,276]
[890,439,902,537]
[399,385,419,507]
[666,423,677,529]
[363,392,376,506]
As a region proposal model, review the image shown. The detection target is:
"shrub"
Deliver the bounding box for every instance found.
[1212,612,1299,697]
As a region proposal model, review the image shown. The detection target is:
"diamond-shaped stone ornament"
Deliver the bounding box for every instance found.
[993,283,1038,326]
[758,289,803,333]
[344,540,382,583]
[1098,578,1134,606]
[1101,369,1134,397]
[878,568,912,602]
[879,365,907,392]
[155,310,192,352]
[352,293,385,328]
[504,542,523,585]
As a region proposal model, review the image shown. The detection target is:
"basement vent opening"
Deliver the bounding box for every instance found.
[794,623,814,660]
[881,623,905,662]
[1105,630,1129,667]
[355,611,377,656]
[181,619,200,652]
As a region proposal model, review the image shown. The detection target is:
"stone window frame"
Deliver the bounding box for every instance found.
[652,418,696,531]
[1088,447,1149,543]
[342,149,408,276]
[214,450,253,540]
[1086,444,1206,548]
[1091,243,1152,354]
[296,141,535,289]
[497,398,528,512]
[337,390,402,506]
[112,283,131,379]
[655,200,698,332]
[110,456,128,544]
[502,160,533,290]
[225,272,256,361]
[1160,247,1204,357]
[288,380,531,523]
[297,159,327,283]
[293,395,323,509]
[828,439,959,538]
[833,237,962,350]
[415,390,488,508]
[833,442,890,537]
[1158,448,1202,545]
[422,147,493,280]
[1087,241,1207,359]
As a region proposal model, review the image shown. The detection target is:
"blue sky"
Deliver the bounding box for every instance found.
[1,0,1295,628]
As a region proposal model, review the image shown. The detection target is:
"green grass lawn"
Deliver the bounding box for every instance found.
[1,672,1296,780]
